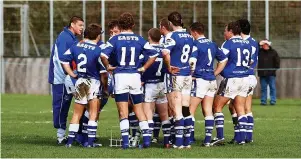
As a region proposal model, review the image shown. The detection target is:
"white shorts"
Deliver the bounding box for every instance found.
[247,75,258,96]
[164,74,192,95]
[143,82,167,104]
[64,75,76,94]
[113,73,142,95]
[217,77,249,99]
[191,78,217,98]
[74,78,100,105]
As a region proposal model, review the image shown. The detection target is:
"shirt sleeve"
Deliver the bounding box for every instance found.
[96,48,107,73]
[56,36,73,61]
[216,47,228,63]
[220,40,230,57]
[142,41,158,58]
[162,34,176,54]
[101,37,116,59]
[60,47,74,64]
[190,42,199,59]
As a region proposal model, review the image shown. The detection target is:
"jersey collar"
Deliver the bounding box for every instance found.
[197,36,206,40]
[120,31,134,34]
[64,26,77,40]
[243,35,251,40]
[173,28,186,32]
[150,43,161,46]
[84,39,97,45]
[230,35,242,40]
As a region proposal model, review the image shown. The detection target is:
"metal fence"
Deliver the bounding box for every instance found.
[1,0,301,57]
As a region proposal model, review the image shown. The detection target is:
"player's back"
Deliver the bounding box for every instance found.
[165,29,194,76]
[192,37,225,80]
[71,41,102,80]
[109,32,150,74]
[221,36,251,78]
[142,44,165,83]
[245,36,259,75]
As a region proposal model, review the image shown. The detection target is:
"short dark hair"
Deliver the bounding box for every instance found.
[227,21,241,35]
[84,23,102,40]
[189,22,205,34]
[68,16,84,27]
[118,12,135,30]
[148,28,161,42]
[108,20,119,30]
[160,18,172,31]
[168,11,183,27]
[237,19,251,35]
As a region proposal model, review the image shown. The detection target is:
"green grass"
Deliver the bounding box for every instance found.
[1,94,301,158]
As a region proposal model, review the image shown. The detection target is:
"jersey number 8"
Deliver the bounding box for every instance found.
[181,44,190,63]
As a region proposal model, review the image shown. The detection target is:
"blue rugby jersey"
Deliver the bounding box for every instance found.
[190,37,227,80]
[244,35,259,75]
[60,40,105,80]
[220,36,252,78]
[162,29,194,76]
[101,32,158,74]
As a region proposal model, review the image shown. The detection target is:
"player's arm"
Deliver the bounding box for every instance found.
[100,40,116,72]
[138,42,158,72]
[189,45,199,73]
[60,48,77,78]
[162,37,179,75]
[214,47,228,76]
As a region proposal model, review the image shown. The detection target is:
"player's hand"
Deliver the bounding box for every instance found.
[71,73,78,79]
[168,66,180,75]
[102,90,110,99]
[106,65,116,72]
[137,67,145,73]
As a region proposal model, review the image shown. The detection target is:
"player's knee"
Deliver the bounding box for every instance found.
[130,94,143,105]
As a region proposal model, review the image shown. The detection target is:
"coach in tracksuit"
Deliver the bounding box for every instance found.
[48,16,84,144]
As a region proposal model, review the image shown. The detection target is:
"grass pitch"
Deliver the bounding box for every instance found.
[1,94,301,158]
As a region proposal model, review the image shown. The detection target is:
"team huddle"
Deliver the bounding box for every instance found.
[49,11,258,149]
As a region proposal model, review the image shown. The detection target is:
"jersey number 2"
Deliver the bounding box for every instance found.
[78,53,87,73]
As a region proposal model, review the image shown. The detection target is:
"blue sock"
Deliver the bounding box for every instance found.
[190,117,195,142]
[169,117,175,144]
[153,113,161,138]
[204,116,214,144]
[232,113,239,142]
[174,117,184,147]
[66,124,79,145]
[161,120,171,145]
[129,112,138,137]
[87,121,97,146]
[148,120,154,137]
[120,118,130,149]
[214,112,224,140]
[81,111,89,145]
[183,116,193,146]
[139,121,151,147]
[238,115,248,143]
[246,113,254,142]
